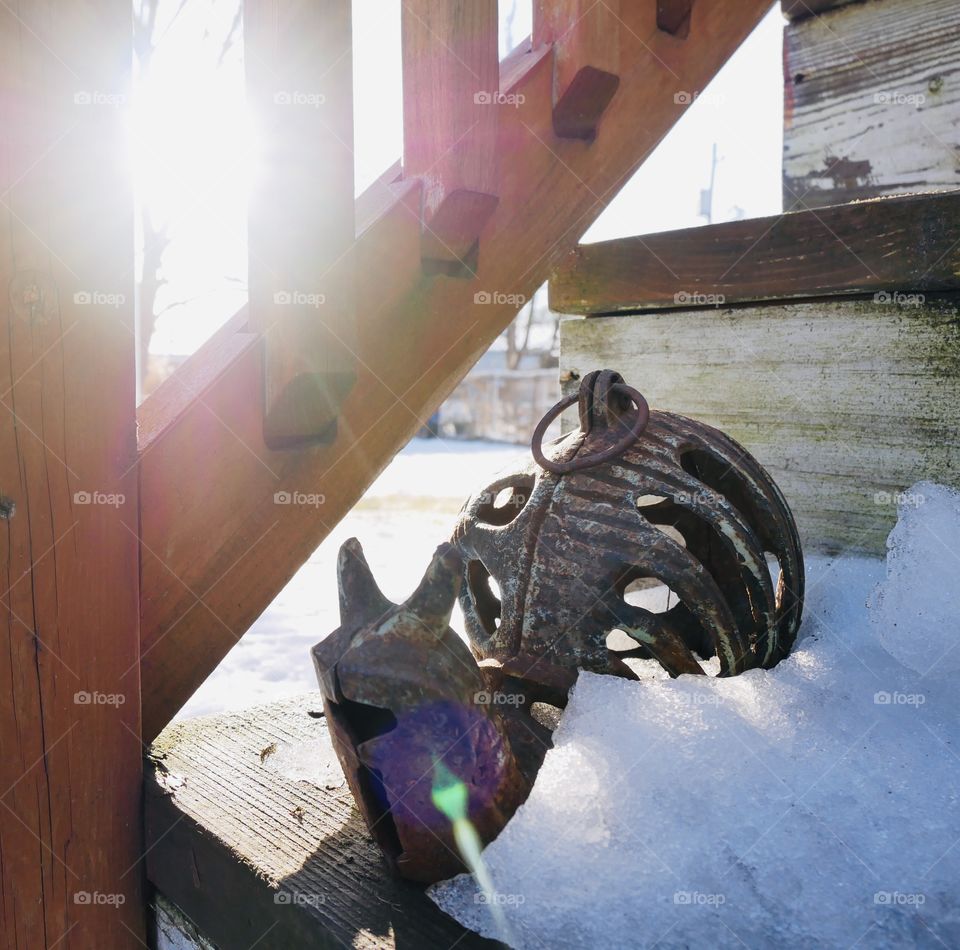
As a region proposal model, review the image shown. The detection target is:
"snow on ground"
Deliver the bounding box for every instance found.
[179,438,524,720]
[429,483,960,949]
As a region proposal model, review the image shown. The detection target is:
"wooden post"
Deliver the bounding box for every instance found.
[246,0,357,447]
[402,0,501,270]
[0,1,144,946]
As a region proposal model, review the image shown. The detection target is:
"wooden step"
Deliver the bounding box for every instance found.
[549,191,960,314]
[146,695,497,948]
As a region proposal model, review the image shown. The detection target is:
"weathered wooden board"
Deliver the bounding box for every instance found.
[783,0,960,210]
[146,695,499,949]
[0,0,145,945]
[138,0,773,741]
[781,0,861,19]
[550,191,960,314]
[560,295,960,555]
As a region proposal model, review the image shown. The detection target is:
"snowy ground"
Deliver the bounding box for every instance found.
[179,438,525,720]
[430,484,960,949]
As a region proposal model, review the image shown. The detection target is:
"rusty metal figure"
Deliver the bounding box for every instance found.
[313,370,804,883]
[312,540,549,883]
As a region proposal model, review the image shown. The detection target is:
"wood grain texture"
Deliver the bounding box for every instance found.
[781,0,861,19]
[145,695,498,949]
[246,0,356,446]
[783,0,960,210]
[138,0,774,741]
[549,191,960,314]
[0,1,144,945]
[560,295,960,555]
[402,0,500,266]
[533,0,622,139]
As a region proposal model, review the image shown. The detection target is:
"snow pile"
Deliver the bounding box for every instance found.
[430,484,960,949]
[871,482,960,676]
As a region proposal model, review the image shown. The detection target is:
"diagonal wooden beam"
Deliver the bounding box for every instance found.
[138,0,775,742]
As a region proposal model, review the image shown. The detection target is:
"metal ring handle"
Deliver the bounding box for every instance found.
[532,383,650,475]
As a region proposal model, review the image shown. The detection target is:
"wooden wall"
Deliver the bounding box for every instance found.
[560,295,960,555]
[783,0,960,209]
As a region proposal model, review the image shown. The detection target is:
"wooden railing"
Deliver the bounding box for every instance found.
[137,0,775,743]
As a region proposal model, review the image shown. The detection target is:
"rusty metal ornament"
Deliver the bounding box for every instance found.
[454,369,805,698]
[311,540,548,883]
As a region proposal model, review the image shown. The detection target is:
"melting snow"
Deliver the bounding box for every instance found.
[429,483,960,949]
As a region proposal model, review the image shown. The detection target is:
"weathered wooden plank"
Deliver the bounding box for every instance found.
[781,0,861,19]
[138,0,773,741]
[560,294,960,555]
[783,0,960,210]
[146,695,498,949]
[533,0,622,139]
[0,1,144,945]
[246,0,356,446]
[402,0,500,267]
[550,191,960,314]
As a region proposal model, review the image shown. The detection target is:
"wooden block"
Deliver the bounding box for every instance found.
[534,0,622,139]
[0,1,145,944]
[146,695,497,948]
[402,0,500,268]
[138,0,773,740]
[658,0,694,37]
[560,294,960,555]
[784,0,960,210]
[549,191,960,314]
[246,0,356,447]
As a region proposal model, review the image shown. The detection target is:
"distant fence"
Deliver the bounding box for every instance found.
[439,369,561,444]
